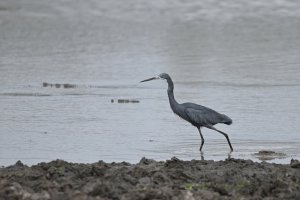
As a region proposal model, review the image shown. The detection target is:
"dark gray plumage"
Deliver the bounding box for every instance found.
[141,73,233,151]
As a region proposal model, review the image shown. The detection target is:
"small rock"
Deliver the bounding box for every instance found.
[138,177,151,185]
[171,157,180,162]
[31,191,51,200]
[139,157,155,165]
[15,160,24,167]
[181,190,195,200]
[8,182,31,199]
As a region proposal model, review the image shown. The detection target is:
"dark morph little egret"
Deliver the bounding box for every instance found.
[141,73,233,152]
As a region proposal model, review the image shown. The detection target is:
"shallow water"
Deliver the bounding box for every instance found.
[1,0,300,166]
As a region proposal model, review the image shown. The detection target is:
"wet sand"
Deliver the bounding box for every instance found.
[0,158,299,200]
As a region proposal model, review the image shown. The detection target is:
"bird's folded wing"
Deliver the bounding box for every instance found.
[184,107,224,126]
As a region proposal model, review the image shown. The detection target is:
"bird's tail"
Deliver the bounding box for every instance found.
[222,114,232,125]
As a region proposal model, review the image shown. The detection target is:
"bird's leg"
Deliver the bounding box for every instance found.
[207,126,233,152]
[197,127,205,151]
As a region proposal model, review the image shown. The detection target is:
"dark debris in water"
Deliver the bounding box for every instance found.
[43,82,76,89]
[0,92,51,97]
[42,82,135,89]
[111,99,139,103]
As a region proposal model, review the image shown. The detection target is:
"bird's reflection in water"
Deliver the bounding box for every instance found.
[200,151,205,160]
[199,151,232,161]
[227,151,232,159]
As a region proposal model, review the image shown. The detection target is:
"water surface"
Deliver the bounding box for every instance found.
[1,0,300,166]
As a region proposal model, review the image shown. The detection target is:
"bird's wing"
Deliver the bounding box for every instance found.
[184,106,229,126]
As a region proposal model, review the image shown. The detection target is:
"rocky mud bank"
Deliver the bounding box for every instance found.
[0,158,300,200]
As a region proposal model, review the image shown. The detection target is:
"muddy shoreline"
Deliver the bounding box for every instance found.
[0,158,299,200]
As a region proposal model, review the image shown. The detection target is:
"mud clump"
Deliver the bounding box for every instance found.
[0,158,300,200]
[253,150,287,161]
[290,159,300,168]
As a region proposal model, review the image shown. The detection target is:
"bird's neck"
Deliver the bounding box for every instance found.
[167,78,179,110]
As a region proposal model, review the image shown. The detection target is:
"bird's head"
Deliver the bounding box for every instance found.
[140,73,171,82]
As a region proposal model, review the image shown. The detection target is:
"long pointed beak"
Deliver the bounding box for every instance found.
[140,76,159,82]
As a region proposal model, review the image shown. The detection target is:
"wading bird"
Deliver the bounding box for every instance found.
[141,73,233,152]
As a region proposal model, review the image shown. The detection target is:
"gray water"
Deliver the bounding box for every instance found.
[1,0,300,166]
